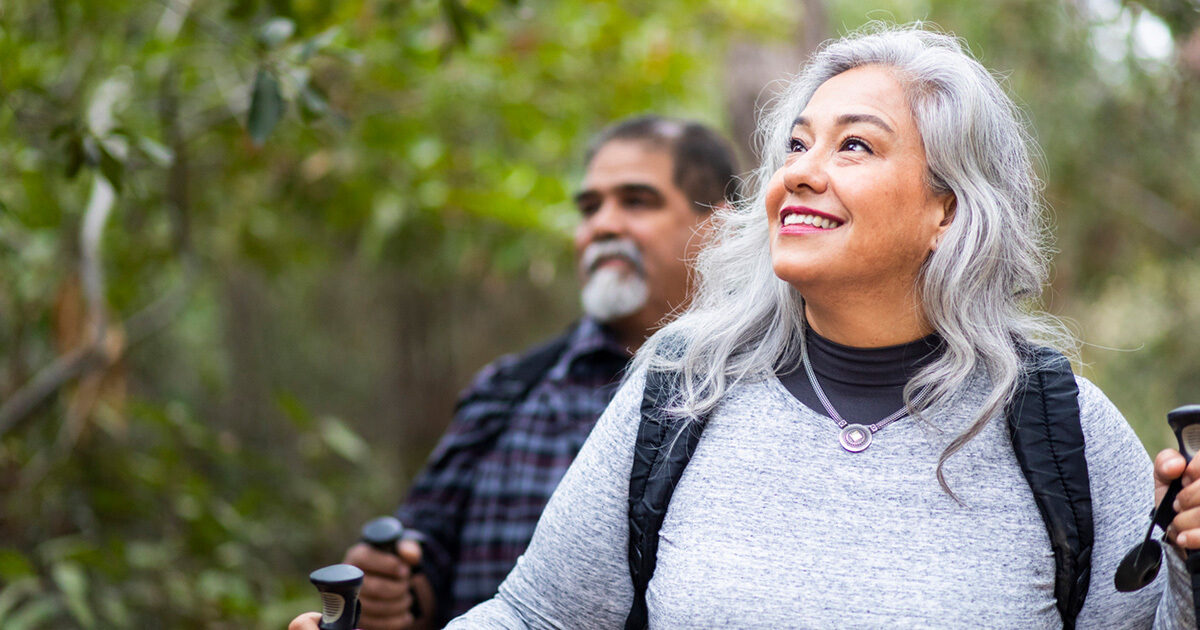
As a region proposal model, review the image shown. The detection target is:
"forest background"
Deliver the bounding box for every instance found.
[2,0,1199,627]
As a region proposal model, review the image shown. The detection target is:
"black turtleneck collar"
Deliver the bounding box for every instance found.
[777,326,945,424]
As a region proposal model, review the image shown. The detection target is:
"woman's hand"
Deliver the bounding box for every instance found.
[1154,448,1200,551]
[287,612,323,630]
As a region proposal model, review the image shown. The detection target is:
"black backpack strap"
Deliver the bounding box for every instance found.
[1007,346,1092,629]
[626,369,705,630]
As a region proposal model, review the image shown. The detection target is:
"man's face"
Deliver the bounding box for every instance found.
[573,140,712,337]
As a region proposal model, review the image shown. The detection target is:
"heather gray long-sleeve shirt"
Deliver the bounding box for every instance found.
[448,368,1194,628]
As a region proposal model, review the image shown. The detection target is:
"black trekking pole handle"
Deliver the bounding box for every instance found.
[361,516,424,618]
[1116,405,1200,629]
[1168,405,1200,628]
[309,564,363,630]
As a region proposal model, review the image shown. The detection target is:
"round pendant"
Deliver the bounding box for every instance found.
[839,423,872,452]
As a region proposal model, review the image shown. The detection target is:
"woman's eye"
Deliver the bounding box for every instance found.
[841,137,872,153]
[787,138,807,153]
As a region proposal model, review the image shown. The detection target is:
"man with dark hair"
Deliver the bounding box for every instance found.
[339,115,738,629]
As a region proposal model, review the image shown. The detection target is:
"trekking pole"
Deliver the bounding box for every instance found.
[361,515,423,618]
[1116,405,1200,628]
[309,564,363,630]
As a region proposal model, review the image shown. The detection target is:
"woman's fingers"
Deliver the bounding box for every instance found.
[287,612,322,630]
[1155,449,1185,484]
[1153,449,1200,549]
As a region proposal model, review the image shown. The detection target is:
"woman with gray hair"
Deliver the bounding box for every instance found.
[292,23,1197,630]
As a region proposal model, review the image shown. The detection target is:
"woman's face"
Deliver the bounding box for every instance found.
[765,65,953,301]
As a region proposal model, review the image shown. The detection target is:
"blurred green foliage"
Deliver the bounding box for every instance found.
[0,0,1198,626]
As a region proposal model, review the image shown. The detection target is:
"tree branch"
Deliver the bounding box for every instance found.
[1,174,116,437]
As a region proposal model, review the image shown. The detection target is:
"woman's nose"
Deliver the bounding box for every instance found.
[782,151,828,195]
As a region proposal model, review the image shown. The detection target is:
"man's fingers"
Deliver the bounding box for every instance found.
[398,539,423,566]
[360,573,413,600]
[360,589,414,616]
[345,543,409,578]
[357,610,415,630]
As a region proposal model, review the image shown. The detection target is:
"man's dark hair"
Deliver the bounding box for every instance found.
[584,115,739,213]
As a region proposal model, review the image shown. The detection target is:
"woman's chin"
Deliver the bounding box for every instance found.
[770,258,825,290]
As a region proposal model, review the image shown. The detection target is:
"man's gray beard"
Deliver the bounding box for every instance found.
[580,266,649,323]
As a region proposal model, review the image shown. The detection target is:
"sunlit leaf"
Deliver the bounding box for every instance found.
[256,17,295,48]
[319,416,368,462]
[299,27,340,62]
[136,136,174,167]
[247,68,284,147]
[3,598,59,630]
[81,135,101,165]
[52,562,95,628]
[0,576,39,620]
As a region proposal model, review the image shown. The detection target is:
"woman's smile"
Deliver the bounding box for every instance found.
[779,205,843,233]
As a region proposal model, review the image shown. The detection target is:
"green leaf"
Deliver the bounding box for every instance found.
[319,416,368,462]
[275,390,315,429]
[299,27,340,62]
[3,597,60,630]
[81,135,101,165]
[0,549,35,581]
[64,134,84,178]
[52,562,95,628]
[98,144,124,192]
[0,577,40,621]
[256,17,295,48]
[298,84,329,122]
[247,68,284,147]
[136,136,174,167]
[441,0,485,47]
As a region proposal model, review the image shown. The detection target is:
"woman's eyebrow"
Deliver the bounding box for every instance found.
[792,113,894,134]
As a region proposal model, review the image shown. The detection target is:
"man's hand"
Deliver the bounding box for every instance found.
[1155,449,1200,551]
[343,539,432,630]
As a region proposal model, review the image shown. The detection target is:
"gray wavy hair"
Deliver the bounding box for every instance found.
[634,22,1073,497]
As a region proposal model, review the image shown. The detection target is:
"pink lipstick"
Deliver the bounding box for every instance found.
[779,206,843,234]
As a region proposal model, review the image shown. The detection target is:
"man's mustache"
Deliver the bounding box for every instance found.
[581,239,645,275]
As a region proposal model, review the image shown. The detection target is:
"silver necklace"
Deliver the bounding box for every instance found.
[800,340,912,453]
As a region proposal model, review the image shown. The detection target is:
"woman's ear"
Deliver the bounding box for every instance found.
[940,194,957,227]
[931,194,956,251]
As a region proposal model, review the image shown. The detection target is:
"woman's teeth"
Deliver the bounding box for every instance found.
[782,213,840,229]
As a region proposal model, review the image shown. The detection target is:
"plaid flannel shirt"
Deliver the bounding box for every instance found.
[395,318,629,623]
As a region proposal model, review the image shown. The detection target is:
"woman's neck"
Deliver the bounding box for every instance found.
[803,297,932,348]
